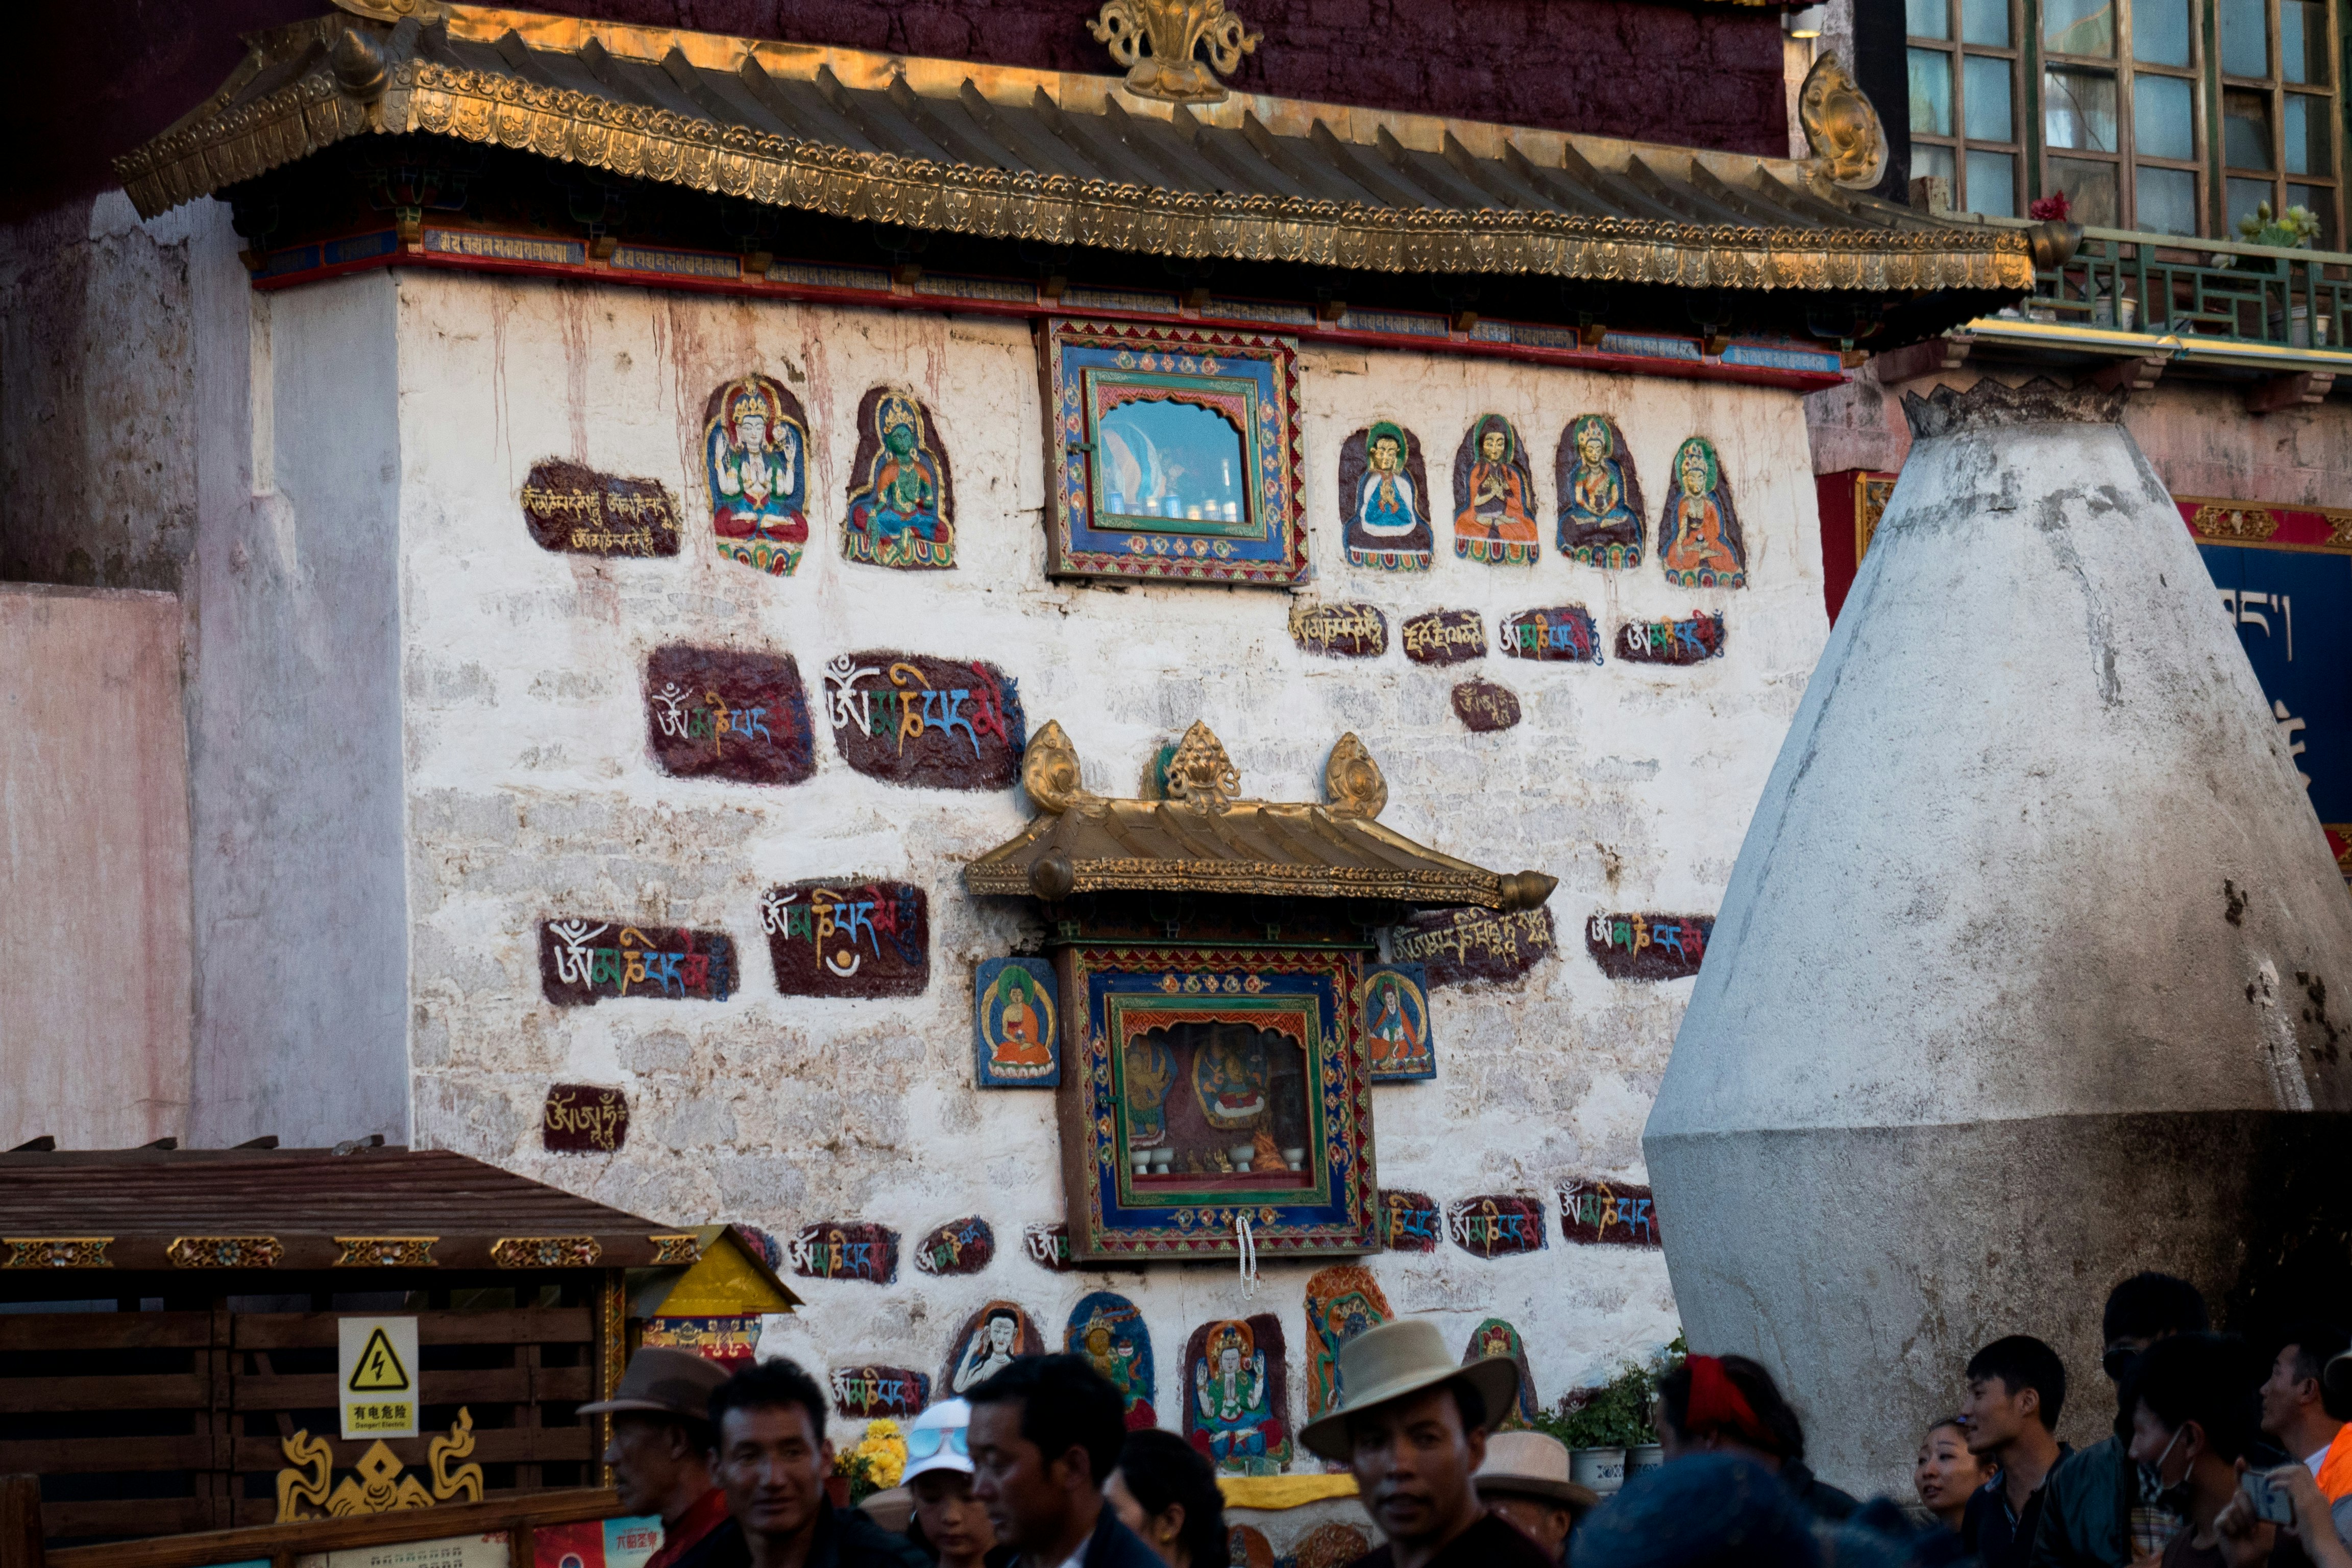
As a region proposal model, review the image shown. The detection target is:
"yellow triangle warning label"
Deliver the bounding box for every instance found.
[347,1326,411,1392]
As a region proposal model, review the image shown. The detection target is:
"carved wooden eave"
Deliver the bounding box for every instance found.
[113,1,2033,296]
[963,722,1557,912]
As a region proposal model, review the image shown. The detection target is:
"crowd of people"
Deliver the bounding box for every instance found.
[584,1271,2352,1568]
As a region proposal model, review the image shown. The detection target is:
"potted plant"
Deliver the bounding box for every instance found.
[1533,1335,1685,1494]
[830,1416,908,1505]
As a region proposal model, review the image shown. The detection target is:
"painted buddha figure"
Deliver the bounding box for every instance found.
[1354,422,1422,537]
[1192,1321,1274,1464]
[1194,1037,1270,1131]
[1561,413,1641,567]
[1124,1036,1174,1148]
[1455,414,1538,562]
[1365,974,1425,1072]
[988,967,1052,1074]
[1659,436,1746,588]
[707,376,807,573]
[847,392,950,565]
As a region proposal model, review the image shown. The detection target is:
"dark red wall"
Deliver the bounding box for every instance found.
[9,0,1786,222]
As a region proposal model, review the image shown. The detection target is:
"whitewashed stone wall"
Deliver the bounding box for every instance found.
[391,269,1828,1451]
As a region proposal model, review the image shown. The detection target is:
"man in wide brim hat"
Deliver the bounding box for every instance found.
[579,1345,739,1568]
[1298,1317,1556,1568]
[1475,1430,1600,1563]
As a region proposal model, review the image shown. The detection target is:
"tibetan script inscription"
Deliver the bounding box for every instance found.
[1024,1223,1075,1272]
[1288,601,1388,659]
[1451,679,1522,733]
[521,458,682,556]
[646,646,817,784]
[1402,610,1486,667]
[831,1365,931,1419]
[789,1222,899,1285]
[915,1217,996,1277]
[1449,1194,1548,1259]
[1500,605,1602,664]
[1391,906,1556,987]
[1381,1189,1442,1253]
[1558,1179,1662,1247]
[542,1084,628,1153]
[1615,611,1726,666]
[762,880,930,998]
[540,921,739,1006]
[824,652,1026,790]
[1586,913,1713,980]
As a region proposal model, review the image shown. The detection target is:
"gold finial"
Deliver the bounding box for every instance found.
[1324,733,1386,820]
[1022,721,1087,815]
[1089,0,1261,104]
[330,28,387,100]
[1164,721,1240,807]
[1799,52,1887,190]
[329,0,447,21]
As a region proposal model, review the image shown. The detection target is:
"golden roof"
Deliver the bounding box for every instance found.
[115,1,2034,295]
[963,722,1557,911]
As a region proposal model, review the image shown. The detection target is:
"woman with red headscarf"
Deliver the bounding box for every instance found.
[1653,1354,1863,1522]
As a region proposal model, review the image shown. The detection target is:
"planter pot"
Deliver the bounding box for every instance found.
[1624,1442,1665,1478]
[1570,1446,1626,1493]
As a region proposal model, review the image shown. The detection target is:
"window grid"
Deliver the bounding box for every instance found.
[1909,0,2027,217]
[2215,0,2340,245]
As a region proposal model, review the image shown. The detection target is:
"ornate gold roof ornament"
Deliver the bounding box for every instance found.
[1799,52,1887,190]
[1164,720,1241,807]
[330,0,449,20]
[330,27,389,101]
[1089,0,1261,104]
[1324,733,1387,820]
[966,720,1553,910]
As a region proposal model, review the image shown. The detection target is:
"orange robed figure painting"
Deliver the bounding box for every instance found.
[975,958,1058,1086]
[1453,413,1540,565]
[1658,435,1747,589]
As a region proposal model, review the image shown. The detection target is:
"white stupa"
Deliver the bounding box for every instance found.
[1645,377,2352,1497]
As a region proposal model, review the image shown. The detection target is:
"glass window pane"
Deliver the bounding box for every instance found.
[2045,68,2120,149]
[2282,0,2329,83]
[2285,184,2336,244]
[2137,165,2200,233]
[1908,0,1951,38]
[2221,0,2270,76]
[2135,74,2196,159]
[2133,0,2193,67]
[1962,0,2010,46]
[1914,142,1957,187]
[2048,156,2122,225]
[2225,89,2276,167]
[2044,0,2116,54]
[2229,175,2280,231]
[2286,94,2333,175]
[1966,55,2015,139]
[1966,151,2019,214]
[1910,49,1955,134]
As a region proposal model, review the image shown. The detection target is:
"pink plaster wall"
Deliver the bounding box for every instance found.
[0,582,191,1148]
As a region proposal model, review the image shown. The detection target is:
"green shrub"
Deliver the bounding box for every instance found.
[1532,1333,1686,1450]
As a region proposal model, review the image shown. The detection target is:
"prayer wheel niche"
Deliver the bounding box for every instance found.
[1645,379,2352,1498]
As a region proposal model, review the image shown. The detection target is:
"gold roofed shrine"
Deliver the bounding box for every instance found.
[966,721,1553,1263]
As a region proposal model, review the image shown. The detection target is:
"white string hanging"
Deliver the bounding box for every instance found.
[1235,1213,1259,1297]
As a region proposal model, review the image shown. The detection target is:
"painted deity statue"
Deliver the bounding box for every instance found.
[1658,436,1747,589]
[953,1308,1022,1393]
[1365,975,1426,1075]
[1454,414,1539,565]
[1080,1313,1155,1426]
[1193,1321,1276,1465]
[1355,423,1422,540]
[1124,1037,1175,1148]
[846,391,953,569]
[1194,1037,1270,1131]
[1559,413,1644,569]
[706,374,809,576]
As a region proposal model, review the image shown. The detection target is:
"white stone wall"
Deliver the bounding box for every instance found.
[390,268,1828,1450]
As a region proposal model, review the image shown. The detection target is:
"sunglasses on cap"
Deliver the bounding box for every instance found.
[906,1426,970,1461]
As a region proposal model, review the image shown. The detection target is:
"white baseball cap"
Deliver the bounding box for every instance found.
[903,1398,974,1483]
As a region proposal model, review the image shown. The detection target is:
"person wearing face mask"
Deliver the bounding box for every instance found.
[2033,1272,2212,1568]
[902,1399,1004,1568]
[1916,1417,1998,1533]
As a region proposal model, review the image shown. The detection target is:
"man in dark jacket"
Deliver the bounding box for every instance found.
[711,1356,930,1568]
[966,1353,1163,1568]
[2032,1272,2210,1567]
[582,1347,738,1568]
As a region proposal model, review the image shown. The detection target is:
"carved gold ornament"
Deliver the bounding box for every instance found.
[276,1408,484,1521]
[1089,0,1261,104]
[1164,721,1241,807]
[2,1238,111,1268]
[167,1236,285,1268]
[1023,720,1090,815]
[1799,53,1887,191]
[649,1233,703,1265]
[334,1236,439,1267]
[2191,502,2281,542]
[491,1235,602,1267]
[1324,733,1387,820]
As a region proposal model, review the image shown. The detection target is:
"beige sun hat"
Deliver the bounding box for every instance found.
[1298,1317,1521,1462]
[1476,1430,1601,1511]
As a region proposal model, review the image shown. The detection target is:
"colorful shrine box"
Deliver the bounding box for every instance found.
[628,1223,801,1366]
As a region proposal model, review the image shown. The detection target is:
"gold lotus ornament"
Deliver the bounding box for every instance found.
[1089,0,1262,104]
[1798,52,1888,190]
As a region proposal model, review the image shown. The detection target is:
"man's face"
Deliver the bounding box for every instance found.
[1481,431,1505,462]
[604,1413,696,1516]
[1347,1385,1487,1548]
[1485,1492,1573,1558]
[970,1397,1079,1553]
[2126,1399,2192,1484]
[1958,1374,2032,1456]
[716,1402,831,1543]
[2260,1345,2314,1437]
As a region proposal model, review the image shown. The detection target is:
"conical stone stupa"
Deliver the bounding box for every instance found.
[1645,378,2352,1497]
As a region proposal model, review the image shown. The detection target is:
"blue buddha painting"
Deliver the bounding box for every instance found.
[1557,413,1646,569]
[1339,421,1434,570]
[845,388,954,570]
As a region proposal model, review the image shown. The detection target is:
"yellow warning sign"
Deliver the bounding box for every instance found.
[348,1326,410,1392]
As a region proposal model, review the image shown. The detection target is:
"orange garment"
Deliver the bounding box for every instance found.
[2316,1421,2352,1500]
